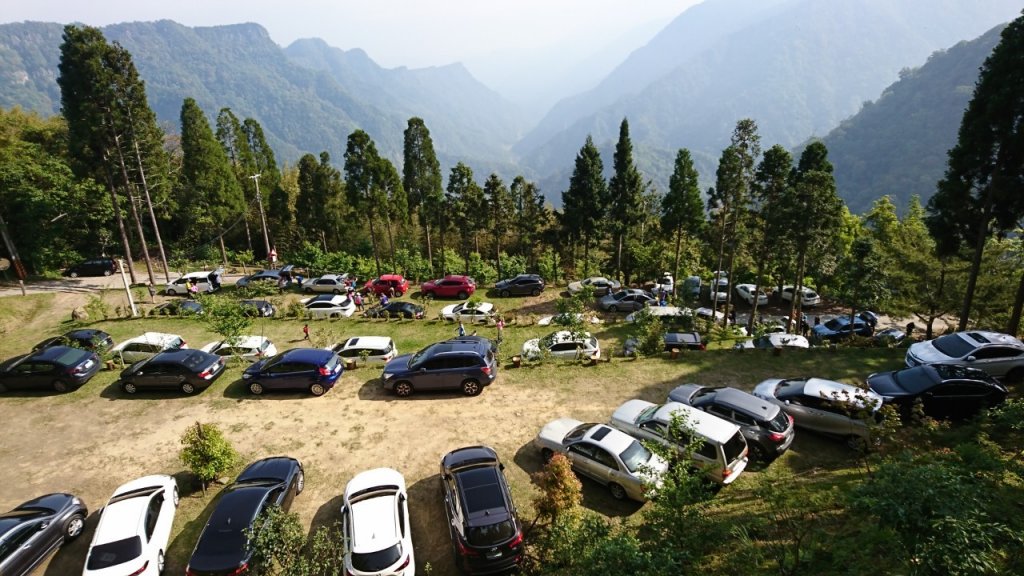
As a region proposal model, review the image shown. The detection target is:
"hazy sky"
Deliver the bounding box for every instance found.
[2,0,700,69]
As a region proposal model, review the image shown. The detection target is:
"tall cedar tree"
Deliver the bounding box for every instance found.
[661,149,704,295]
[376,156,408,261]
[708,146,743,317]
[345,131,384,275]
[244,118,283,258]
[179,98,245,251]
[748,144,794,330]
[215,108,256,251]
[562,136,607,276]
[607,119,645,282]
[402,118,444,273]
[484,174,514,279]
[295,153,345,252]
[511,176,548,270]
[446,163,484,274]
[716,120,760,322]
[926,11,1024,333]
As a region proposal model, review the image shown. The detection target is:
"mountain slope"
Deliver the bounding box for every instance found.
[822,24,1006,215]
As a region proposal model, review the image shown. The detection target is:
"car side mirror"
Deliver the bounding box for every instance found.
[784,400,791,405]
[419,368,426,372]
[965,356,976,362]
[38,522,49,530]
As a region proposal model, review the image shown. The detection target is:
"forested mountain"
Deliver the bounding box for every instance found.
[518,0,1022,198]
[0,20,524,169]
[822,24,1006,215]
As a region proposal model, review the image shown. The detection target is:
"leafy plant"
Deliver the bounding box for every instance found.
[84,295,110,321]
[179,421,237,493]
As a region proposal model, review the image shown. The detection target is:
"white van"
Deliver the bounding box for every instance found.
[165,268,224,296]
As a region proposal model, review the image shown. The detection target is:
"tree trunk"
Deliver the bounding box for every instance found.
[788,249,807,334]
[111,131,155,285]
[127,109,170,282]
[384,213,396,262]
[219,236,228,267]
[366,212,381,277]
[583,232,591,277]
[958,202,993,331]
[495,237,502,283]
[102,161,137,284]
[1007,267,1024,336]
[243,204,254,252]
[422,211,434,276]
[672,228,682,298]
[615,232,623,282]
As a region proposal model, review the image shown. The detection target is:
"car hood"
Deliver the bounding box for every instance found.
[611,399,653,427]
[666,384,703,404]
[440,304,460,316]
[244,358,270,375]
[752,379,784,401]
[537,417,585,446]
[907,341,949,364]
[383,354,413,374]
[866,371,911,398]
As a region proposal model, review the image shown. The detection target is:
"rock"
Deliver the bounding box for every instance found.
[71,307,88,321]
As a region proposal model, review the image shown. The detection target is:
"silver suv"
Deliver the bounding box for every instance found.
[906,331,1024,381]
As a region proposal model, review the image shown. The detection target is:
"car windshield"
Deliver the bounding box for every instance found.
[352,543,403,572]
[55,348,90,365]
[931,334,976,358]
[467,519,516,547]
[775,379,806,400]
[892,368,938,394]
[619,440,653,473]
[86,536,142,569]
[823,318,845,331]
[409,343,439,368]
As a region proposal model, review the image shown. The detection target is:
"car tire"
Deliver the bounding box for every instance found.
[540,448,554,462]
[500,289,510,297]
[750,443,771,462]
[64,512,86,540]
[461,379,481,396]
[52,379,69,393]
[0,383,6,393]
[157,550,165,574]
[103,270,112,276]
[69,271,79,278]
[457,291,468,299]
[846,435,867,452]
[296,469,305,495]
[608,305,618,313]
[180,382,196,395]
[310,383,327,397]
[249,382,264,395]
[122,382,138,394]
[394,381,413,397]
[608,482,627,500]
[333,289,342,294]
[532,288,541,296]
[172,486,180,507]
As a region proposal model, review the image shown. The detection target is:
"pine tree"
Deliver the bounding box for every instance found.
[747,144,793,329]
[562,136,607,276]
[345,131,384,275]
[661,149,704,295]
[607,119,645,282]
[446,163,484,274]
[402,118,443,273]
[484,174,514,279]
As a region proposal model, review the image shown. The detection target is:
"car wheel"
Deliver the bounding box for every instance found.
[846,435,867,451]
[457,291,468,299]
[1005,367,1024,383]
[180,382,196,395]
[461,379,481,396]
[394,381,413,397]
[69,271,79,278]
[532,288,541,296]
[172,486,179,507]
[157,550,165,574]
[122,381,138,394]
[64,512,86,540]
[103,270,112,276]
[0,383,6,393]
[296,469,305,494]
[608,482,627,500]
[333,289,341,294]
[500,289,510,297]
[52,380,69,393]
[750,443,771,462]
[608,305,618,313]
[540,448,554,462]
[310,383,327,397]
[249,382,264,395]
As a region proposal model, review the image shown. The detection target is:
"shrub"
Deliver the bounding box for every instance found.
[179,422,238,493]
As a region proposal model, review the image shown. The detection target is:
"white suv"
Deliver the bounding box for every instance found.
[111,332,187,363]
[329,336,397,365]
[302,294,356,319]
[341,468,414,576]
[164,269,223,296]
[83,475,178,576]
[522,330,600,360]
[200,336,278,361]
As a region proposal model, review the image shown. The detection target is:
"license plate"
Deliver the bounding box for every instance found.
[486,549,502,559]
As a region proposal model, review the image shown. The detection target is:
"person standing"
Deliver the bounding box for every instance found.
[147,282,157,303]
[353,291,363,311]
[302,323,310,340]
[457,321,466,337]
[496,316,505,340]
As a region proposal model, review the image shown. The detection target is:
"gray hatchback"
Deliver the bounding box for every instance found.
[381,336,498,397]
[668,384,795,462]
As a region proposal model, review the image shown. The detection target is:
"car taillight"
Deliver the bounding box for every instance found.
[699,343,706,351]
[319,366,331,376]
[126,561,149,576]
[481,366,491,375]
[199,362,219,379]
[768,432,786,442]
[456,537,481,557]
[722,468,732,478]
[507,530,524,548]
[395,554,412,571]
[222,563,248,576]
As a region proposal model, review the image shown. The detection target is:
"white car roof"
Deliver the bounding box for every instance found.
[92,475,173,546]
[960,331,1024,348]
[546,330,593,343]
[211,336,270,350]
[345,468,406,553]
[116,332,182,348]
[341,336,393,350]
[583,424,636,455]
[652,402,741,444]
[804,378,882,410]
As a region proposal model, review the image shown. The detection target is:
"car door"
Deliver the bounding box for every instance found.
[565,442,599,480]
[0,520,46,575]
[7,517,61,576]
[588,445,623,487]
[264,361,309,391]
[924,381,996,419]
[8,362,54,390]
[970,346,1023,378]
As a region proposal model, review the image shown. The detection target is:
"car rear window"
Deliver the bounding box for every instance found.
[766,410,790,433]
[86,536,142,569]
[55,348,90,366]
[352,543,403,573]
[169,337,185,350]
[931,334,976,358]
[181,352,207,370]
[722,431,748,462]
[467,519,516,547]
[324,354,340,372]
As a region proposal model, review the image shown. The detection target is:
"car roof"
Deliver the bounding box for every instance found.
[700,387,780,420]
[218,336,269,349]
[94,485,163,544]
[66,328,108,339]
[958,331,1024,348]
[379,274,405,281]
[30,345,92,362]
[236,457,296,484]
[342,336,393,350]
[123,332,182,345]
[653,402,741,443]
[278,348,334,364]
[545,330,592,343]
[319,274,344,281]
[582,424,635,454]
[460,302,494,312]
[804,378,881,409]
[308,294,347,303]
[442,446,500,471]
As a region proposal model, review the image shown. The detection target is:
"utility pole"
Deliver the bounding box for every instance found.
[249,173,272,265]
[0,210,27,296]
[118,258,138,317]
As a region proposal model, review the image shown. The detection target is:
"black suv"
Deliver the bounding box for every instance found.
[381,336,497,397]
[441,446,523,574]
[63,257,117,278]
[494,274,545,297]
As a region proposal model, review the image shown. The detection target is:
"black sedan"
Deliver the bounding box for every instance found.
[150,300,204,316]
[32,329,114,354]
[867,363,1008,419]
[811,315,874,342]
[0,346,101,393]
[186,457,303,576]
[0,493,88,576]
[119,349,226,395]
[364,301,424,319]
[239,299,275,317]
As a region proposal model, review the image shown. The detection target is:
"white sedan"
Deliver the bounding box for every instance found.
[341,468,414,576]
[440,301,495,324]
[302,294,356,319]
[537,312,603,326]
[110,332,188,364]
[199,336,277,361]
[779,285,821,307]
[735,283,769,306]
[83,475,178,576]
[523,330,600,360]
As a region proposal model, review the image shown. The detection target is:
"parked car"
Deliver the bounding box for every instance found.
[873,327,907,346]
[440,301,495,324]
[329,336,398,365]
[668,384,795,462]
[598,289,656,312]
[63,257,116,278]
[753,377,884,446]
[680,275,701,300]
[609,400,749,484]
[537,312,602,326]
[239,299,276,317]
[110,332,187,364]
[567,276,621,297]
[0,345,100,393]
[200,336,278,362]
[867,363,1008,419]
[708,271,729,306]
[534,419,667,501]
[652,272,674,295]
[186,457,303,576]
[301,273,353,294]
[242,348,344,396]
[522,330,600,360]
[341,468,414,576]
[0,493,88,576]
[381,336,498,397]
[811,315,874,342]
[734,333,810,350]
[779,285,821,307]
[364,301,424,319]
[494,274,545,297]
[149,300,204,316]
[734,283,769,306]
[363,274,409,297]
[32,328,113,354]
[625,305,691,323]
[663,331,706,351]
[119,349,226,395]
[421,274,476,299]
[164,268,223,296]
[302,294,356,319]
[905,330,1024,381]
[83,475,178,576]
[440,446,524,574]
[235,266,294,288]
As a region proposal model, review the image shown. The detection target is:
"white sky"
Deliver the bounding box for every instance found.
[2,0,699,69]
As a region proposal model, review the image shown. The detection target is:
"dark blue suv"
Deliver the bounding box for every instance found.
[382,336,498,397]
[242,348,342,397]
[0,346,101,393]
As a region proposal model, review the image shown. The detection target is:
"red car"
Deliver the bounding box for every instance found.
[420,275,476,299]
[363,274,410,296]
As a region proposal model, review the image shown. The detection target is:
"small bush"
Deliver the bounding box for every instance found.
[179,422,238,493]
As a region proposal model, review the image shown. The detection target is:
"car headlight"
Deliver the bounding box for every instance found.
[382,372,393,380]
[72,497,82,505]
[242,373,253,379]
